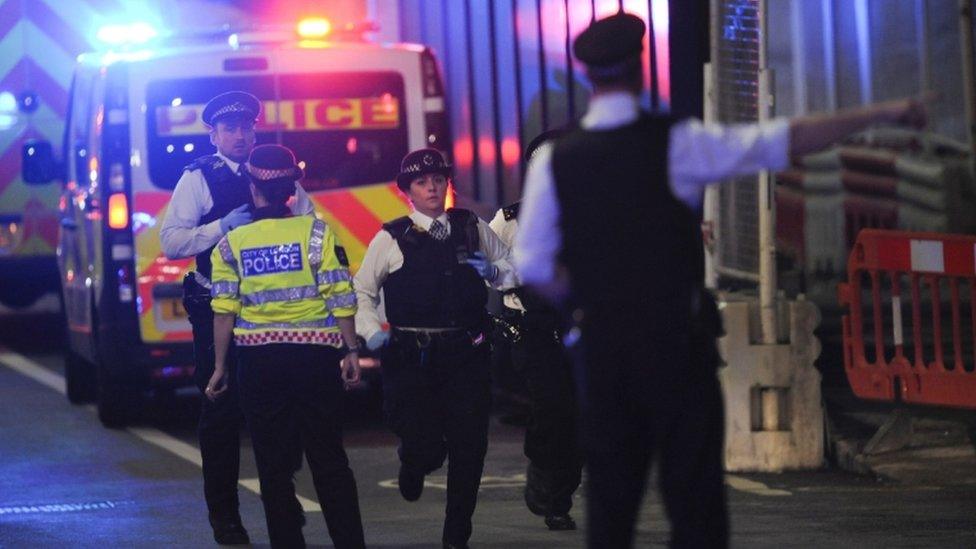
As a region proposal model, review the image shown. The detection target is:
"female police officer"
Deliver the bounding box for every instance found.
[205,144,365,549]
[355,148,515,549]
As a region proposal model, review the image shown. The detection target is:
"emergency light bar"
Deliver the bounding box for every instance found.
[297,17,332,39]
[96,22,159,46]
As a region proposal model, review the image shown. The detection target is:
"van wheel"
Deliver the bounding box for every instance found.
[65,350,97,404]
[97,380,141,428]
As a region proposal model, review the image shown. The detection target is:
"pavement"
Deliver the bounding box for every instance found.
[824,386,976,487]
[0,311,974,547]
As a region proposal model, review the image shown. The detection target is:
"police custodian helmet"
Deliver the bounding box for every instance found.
[202,90,261,127]
[246,144,303,185]
[396,148,452,191]
[573,12,646,82]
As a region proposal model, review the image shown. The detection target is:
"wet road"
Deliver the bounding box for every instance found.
[0,312,974,548]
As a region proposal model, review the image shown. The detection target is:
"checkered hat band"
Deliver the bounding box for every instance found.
[211,102,254,120]
[234,331,343,347]
[248,165,299,181]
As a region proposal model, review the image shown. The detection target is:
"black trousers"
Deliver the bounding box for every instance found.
[508,310,582,516]
[238,344,365,549]
[577,308,728,549]
[185,292,244,524]
[381,328,492,546]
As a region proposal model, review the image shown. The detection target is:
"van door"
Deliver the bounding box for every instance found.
[61,67,100,341]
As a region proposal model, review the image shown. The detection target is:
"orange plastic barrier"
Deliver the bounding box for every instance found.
[838,229,976,409]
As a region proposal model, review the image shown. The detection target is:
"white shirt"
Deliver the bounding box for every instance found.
[354,209,516,341]
[513,91,791,286]
[488,207,524,311]
[160,151,315,260]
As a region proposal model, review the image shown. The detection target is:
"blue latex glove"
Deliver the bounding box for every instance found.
[366,331,390,351]
[219,204,252,233]
[465,251,498,281]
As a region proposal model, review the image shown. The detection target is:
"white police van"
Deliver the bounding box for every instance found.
[22,19,451,426]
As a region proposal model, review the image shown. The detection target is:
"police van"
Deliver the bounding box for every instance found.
[22,19,451,426]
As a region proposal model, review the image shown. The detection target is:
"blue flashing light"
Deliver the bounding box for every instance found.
[96,22,159,46]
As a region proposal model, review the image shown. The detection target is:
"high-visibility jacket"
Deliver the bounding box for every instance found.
[210,215,356,347]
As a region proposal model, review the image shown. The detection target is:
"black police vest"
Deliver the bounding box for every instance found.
[185,155,253,279]
[551,113,703,314]
[382,209,488,329]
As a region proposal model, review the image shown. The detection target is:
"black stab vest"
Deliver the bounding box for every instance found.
[382,209,488,329]
[551,113,703,317]
[186,155,253,278]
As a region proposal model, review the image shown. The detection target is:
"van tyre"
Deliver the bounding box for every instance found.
[65,350,97,404]
[97,380,141,428]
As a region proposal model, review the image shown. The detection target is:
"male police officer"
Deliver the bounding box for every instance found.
[489,130,581,532]
[355,148,515,549]
[515,12,927,549]
[160,91,315,545]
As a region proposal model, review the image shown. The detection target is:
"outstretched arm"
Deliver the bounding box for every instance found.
[788,97,927,157]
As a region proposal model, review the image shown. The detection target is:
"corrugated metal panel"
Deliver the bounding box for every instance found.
[395,0,669,210]
[714,0,762,279]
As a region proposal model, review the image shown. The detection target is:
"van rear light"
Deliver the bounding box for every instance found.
[117,264,133,303]
[108,193,129,229]
[420,49,444,98]
[109,162,125,192]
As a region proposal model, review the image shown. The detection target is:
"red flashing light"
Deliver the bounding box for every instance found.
[108,193,129,229]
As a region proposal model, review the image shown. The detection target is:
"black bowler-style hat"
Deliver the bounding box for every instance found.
[396,148,452,191]
[573,12,646,81]
[246,144,303,185]
[525,128,571,163]
[202,91,261,127]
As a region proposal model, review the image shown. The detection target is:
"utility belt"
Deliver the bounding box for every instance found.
[390,326,487,350]
[182,272,213,320]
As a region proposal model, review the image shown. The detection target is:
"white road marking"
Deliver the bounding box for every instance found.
[0,350,66,394]
[239,478,321,512]
[378,473,528,491]
[725,475,792,496]
[0,349,323,512]
[1,350,792,501]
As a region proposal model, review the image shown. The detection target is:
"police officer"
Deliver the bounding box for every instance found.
[514,12,927,549]
[355,148,515,549]
[206,144,365,549]
[159,91,314,545]
[489,129,581,532]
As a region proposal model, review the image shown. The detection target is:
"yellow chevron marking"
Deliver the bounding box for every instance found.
[314,205,368,274]
[350,184,410,225]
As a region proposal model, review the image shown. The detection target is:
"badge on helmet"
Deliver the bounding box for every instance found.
[396,148,452,191]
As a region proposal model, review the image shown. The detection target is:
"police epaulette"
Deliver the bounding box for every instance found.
[382,216,414,238]
[183,154,223,173]
[502,201,520,221]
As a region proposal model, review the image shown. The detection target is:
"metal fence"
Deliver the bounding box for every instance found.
[712,0,763,283]
[392,0,669,211]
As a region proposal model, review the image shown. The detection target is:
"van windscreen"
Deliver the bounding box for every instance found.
[146,72,408,191]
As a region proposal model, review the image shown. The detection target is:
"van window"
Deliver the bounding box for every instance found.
[66,70,95,185]
[145,76,277,190]
[145,72,408,191]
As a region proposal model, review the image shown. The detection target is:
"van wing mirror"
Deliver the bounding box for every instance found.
[22,140,61,185]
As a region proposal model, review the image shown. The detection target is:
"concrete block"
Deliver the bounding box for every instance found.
[718,295,824,471]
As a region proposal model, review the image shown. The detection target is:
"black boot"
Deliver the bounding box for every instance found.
[544,513,577,531]
[209,514,250,545]
[398,464,425,502]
